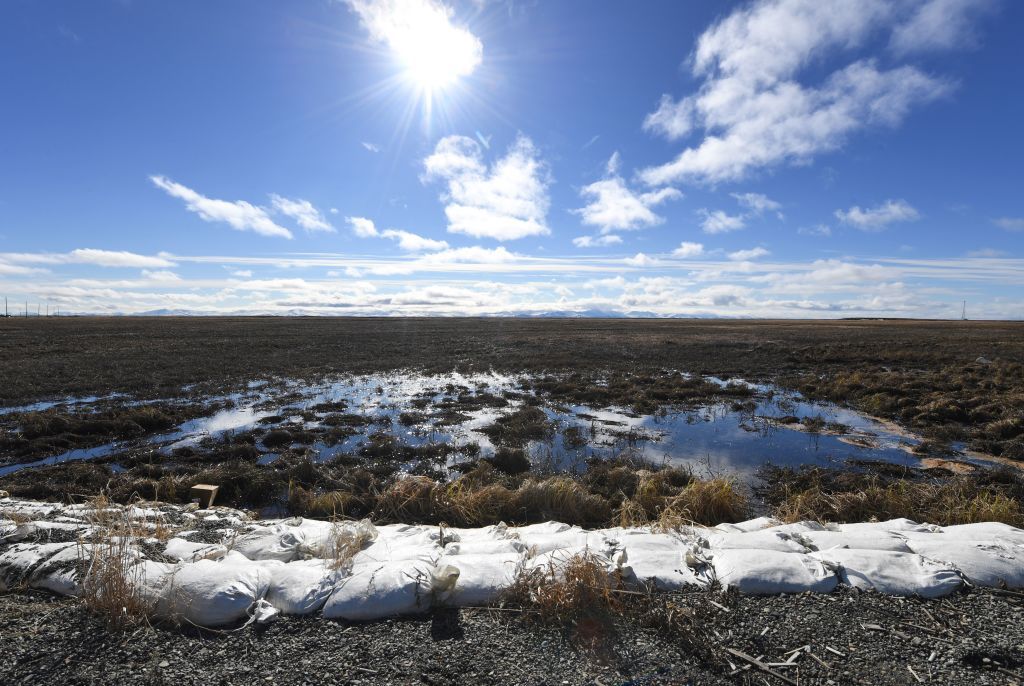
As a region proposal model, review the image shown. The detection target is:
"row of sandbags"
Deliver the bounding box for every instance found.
[3,498,1024,627]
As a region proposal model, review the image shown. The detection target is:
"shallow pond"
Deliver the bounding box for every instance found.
[0,372,998,479]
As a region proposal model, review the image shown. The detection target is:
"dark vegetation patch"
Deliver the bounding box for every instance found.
[478,406,553,445]
[0,403,216,463]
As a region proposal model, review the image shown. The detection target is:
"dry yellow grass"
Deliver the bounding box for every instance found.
[79,496,152,628]
[503,552,621,627]
[774,476,1024,527]
[510,477,611,525]
[658,478,749,528]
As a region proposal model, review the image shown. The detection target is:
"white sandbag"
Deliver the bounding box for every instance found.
[709,549,837,594]
[704,530,809,554]
[158,551,271,626]
[0,542,75,591]
[905,538,1024,589]
[436,553,521,605]
[2,520,93,542]
[812,548,962,598]
[937,522,1024,548]
[263,559,341,615]
[30,543,90,596]
[510,523,603,555]
[322,560,435,620]
[230,524,306,562]
[797,530,912,553]
[297,519,378,561]
[836,519,936,534]
[163,538,227,562]
[718,516,781,533]
[443,539,526,556]
[600,530,703,589]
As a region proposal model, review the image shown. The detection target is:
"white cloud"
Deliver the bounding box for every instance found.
[671,241,705,258]
[643,94,695,140]
[362,142,380,153]
[380,229,449,252]
[731,192,783,217]
[150,176,293,239]
[231,269,253,278]
[835,199,920,230]
[639,0,959,186]
[698,209,746,234]
[994,217,1024,232]
[346,0,482,85]
[573,152,682,234]
[346,216,380,238]
[1,249,176,269]
[423,134,551,241]
[269,195,335,233]
[966,248,1007,258]
[891,0,996,55]
[624,252,657,267]
[0,262,46,276]
[419,246,520,264]
[347,215,449,252]
[798,224,833,237]
[728,247,770,261]
[573,234,623,248]
[141,269,182,282]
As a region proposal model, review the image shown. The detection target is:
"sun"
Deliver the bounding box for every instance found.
[386,2,482,94]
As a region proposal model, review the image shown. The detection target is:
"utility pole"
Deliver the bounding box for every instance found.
[4,296,7,317]
[961,300,967,321]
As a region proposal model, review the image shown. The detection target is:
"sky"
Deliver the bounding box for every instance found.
[1,0,1022,318]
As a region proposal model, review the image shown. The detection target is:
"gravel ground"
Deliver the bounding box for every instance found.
[2,588,1023,685]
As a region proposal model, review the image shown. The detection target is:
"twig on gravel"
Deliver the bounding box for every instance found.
[806,651,831,670]
[907,665,924,682]
[724,648,798,686]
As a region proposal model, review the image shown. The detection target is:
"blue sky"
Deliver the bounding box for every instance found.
[1,0,1022,317]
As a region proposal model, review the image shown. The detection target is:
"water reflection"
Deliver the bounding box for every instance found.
[0,372,999,480]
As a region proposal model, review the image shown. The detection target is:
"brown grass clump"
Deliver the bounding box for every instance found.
[79,496,152,628]
[510,477,611,526]
[373,476,439,522]
[324,519,376,572]
[502,552,621,630]
[289,487,362,518]
[658,478,749,528]
[773,474,1024,527]
[441,480,514,527]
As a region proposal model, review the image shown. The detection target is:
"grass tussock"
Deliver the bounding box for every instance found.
[763,464,1024,527]
[657,478,749,528]
[502,552,622,629]
[323,519,376,572]
[79,496,153,628]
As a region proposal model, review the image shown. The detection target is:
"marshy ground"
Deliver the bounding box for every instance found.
[1,317,1023,684]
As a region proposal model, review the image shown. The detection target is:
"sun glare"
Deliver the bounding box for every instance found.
[385,2,482,92]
